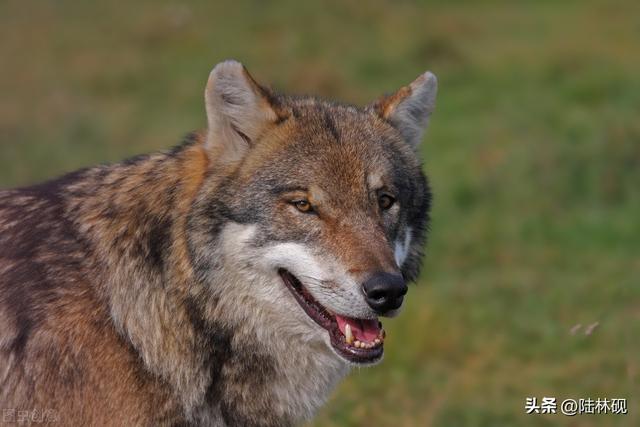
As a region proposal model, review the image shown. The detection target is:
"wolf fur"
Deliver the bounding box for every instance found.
[0,60,437,426]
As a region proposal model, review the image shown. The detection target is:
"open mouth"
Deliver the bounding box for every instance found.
[278,269,384,364]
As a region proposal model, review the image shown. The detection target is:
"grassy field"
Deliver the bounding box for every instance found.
[1,1,639,425]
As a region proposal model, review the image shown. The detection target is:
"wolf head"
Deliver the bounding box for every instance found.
[187,60,436,366]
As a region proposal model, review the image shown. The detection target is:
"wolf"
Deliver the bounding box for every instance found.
[0,60,437,426]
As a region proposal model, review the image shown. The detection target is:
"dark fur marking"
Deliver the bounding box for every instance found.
[184,297,233,404]
[219,352,281,427]
[168,132,200,157]
[323,111,340,142]
[9,316,33,355]
[147,216,172,272]
[122,152,152,167]
[1,168,100,359]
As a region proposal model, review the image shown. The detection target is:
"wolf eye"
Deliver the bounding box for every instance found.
[378,194,395,210]
[292,200,314,213]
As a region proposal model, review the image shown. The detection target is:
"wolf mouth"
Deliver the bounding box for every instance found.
[278,269,384,364]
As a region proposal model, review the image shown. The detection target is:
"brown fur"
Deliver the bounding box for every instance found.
[0,61,437,426]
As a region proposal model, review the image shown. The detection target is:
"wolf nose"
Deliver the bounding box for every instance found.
[362,272,407,315]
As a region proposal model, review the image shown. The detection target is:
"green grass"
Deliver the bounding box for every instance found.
[1,1,639,425]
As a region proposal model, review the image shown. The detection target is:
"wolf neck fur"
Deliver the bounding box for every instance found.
[65,135,348,424]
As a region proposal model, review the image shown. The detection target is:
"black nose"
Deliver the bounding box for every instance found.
[362,272,407,315]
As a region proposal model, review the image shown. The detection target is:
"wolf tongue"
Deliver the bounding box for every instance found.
[335,315,381,342]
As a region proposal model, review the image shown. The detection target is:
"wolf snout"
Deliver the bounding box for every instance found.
[362,272,407,315]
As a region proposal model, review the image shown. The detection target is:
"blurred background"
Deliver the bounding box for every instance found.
[1,0,638,425]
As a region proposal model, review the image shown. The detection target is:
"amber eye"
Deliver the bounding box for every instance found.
[292,200,314,213]
[378,194,396,210]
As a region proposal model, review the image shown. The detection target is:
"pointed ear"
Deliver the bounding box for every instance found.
[369,71,437,150]
[205,60,281,163]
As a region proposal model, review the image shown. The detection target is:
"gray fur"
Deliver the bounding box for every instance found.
[0,61,437,426]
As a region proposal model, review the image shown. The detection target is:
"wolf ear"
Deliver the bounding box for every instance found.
[369,71,437,150]
[205,60,280,163]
